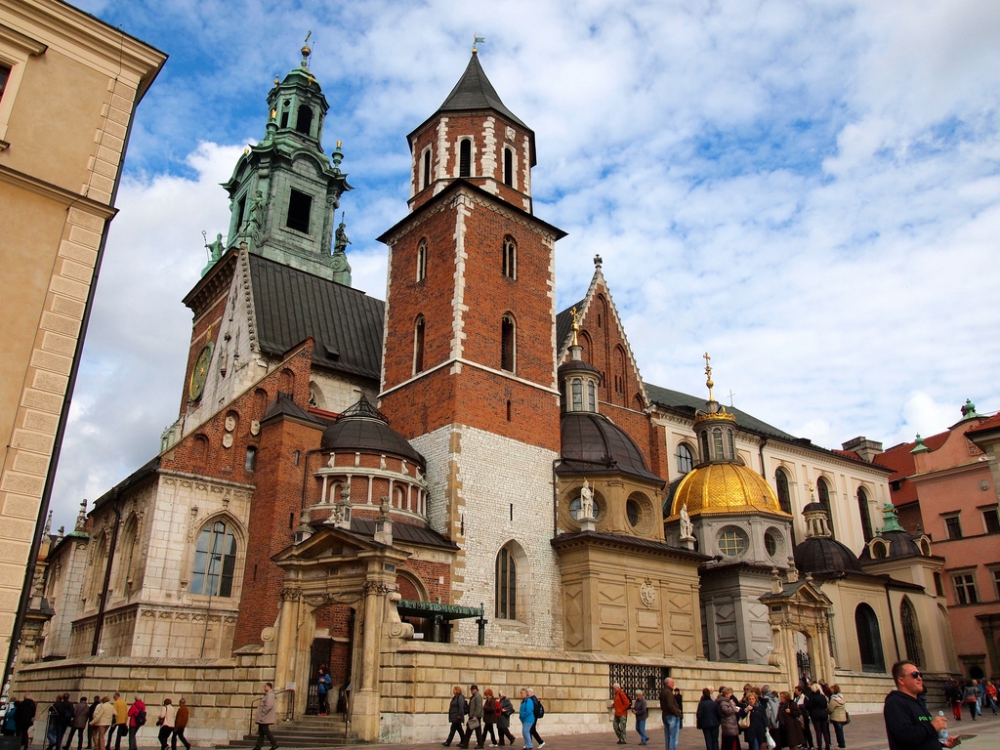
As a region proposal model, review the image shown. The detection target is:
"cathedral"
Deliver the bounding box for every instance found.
[17,46,958,745]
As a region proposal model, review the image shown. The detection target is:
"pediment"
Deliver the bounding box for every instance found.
[760,579,833,608]
[273,526,382,564]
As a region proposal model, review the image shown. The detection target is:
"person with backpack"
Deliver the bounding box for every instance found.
[127,695,146,750]
[613,683,632,744]
[65,697,90,750]
[518,689,535,750]
[527,689,545,748]
[496,691,516,747]
[316,667,332,716]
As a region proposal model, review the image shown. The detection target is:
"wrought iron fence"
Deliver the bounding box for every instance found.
[608,663,670,700]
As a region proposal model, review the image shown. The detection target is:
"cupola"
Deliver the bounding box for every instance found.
[558,306,602,413]
[793,488,862,574]
[692,353,739,464]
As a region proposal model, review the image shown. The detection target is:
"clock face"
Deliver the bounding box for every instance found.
[189,342,215,401]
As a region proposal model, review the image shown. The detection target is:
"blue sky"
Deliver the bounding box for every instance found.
[48,0,1000,531]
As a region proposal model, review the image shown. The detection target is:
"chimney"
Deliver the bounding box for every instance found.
[842,436,883,463]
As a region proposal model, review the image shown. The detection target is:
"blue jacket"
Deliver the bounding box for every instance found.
[519,697,535,724]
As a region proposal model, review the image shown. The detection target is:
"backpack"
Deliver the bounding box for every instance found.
[533,697,544,719]
[135,709,147,727]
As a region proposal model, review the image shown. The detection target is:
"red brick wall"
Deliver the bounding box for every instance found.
[178,288,229,418]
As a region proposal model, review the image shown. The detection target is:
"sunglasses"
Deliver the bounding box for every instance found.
[909,671,924,679]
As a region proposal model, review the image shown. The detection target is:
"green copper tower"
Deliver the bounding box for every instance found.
[220,42,353,284]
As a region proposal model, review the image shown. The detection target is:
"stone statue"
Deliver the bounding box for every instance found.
[579,479,594,520]
[334,220,351,253]
[246,190,264,246]
[679,502,693,539]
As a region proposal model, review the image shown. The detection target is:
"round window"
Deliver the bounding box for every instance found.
[570,496,601,521]
[626,499,641,527]
[764,530,782,557]
[717,528,748,557]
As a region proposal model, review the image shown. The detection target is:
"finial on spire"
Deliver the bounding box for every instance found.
[703,352,714,401]
[472,34,486,54]
[594,254,602,269]
[43,510,52,536]
[76,498,88,531]
[274,75,280,85]
[301,30,312,67]
[570,306,580,346]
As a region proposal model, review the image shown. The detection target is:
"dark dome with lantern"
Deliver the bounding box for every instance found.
[558,412,662,484]
[793,536,863,574]
[321,395,425,467]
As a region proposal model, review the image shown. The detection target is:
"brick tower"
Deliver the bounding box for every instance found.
[377,50,566,646]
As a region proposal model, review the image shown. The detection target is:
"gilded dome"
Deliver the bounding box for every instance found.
[667,462,789,519]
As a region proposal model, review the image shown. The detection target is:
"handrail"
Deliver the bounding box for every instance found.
[248,689,295,735]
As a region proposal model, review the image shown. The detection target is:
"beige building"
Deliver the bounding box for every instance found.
[0,0,164,680]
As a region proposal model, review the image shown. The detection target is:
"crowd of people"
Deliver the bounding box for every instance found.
[444,685,543,750]
[942,677,999,722]
[1,693,189,750]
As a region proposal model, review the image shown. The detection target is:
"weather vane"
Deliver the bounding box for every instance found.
[472,34,485,53]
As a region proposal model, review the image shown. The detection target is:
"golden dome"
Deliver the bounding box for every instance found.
[667,462,789,519]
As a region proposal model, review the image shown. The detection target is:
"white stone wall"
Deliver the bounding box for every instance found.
[42,536,90,659]
[308,370,375,414]
[412,424,562,650]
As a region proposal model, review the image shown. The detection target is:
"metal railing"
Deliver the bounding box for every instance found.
[247,689,294,736]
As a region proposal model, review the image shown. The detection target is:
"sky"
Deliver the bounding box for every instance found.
[47,0,1000,532]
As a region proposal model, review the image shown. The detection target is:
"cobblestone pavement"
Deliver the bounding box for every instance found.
[351,708,1000,750]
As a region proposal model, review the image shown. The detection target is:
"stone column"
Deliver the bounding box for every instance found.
[351,579,390,740]
[274,586,302,716]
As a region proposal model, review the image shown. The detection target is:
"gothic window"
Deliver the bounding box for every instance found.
[295,104,313,136]
[416,239,428,282]
[459,138,472,178]
[501,314,515,372]
[413,315,425,374]
[287,189,312,233]
[854,603,885,672]
[87,533,108,603]
[308,382,325,410]
[775,468,792,515]
[495,545,517,620]
[245,446,257,472]
[817,477,835,538]
[676,443,694,476]
[571,379,583,411]
[900,597,924,665]
[502,236,517,279]
[190,520,238,598]
[588,381,596,411]
[422,148,432,190]
[116,515,140,597]
[857,486,873,542]
[503,147,514,187]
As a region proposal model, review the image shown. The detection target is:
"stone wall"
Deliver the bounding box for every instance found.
[11,653,276,747]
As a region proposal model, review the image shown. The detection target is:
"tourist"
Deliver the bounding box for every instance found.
[251,683,277,750]
[659,678,682,750]
[806,684,830,750]
[717,688,740,750]
[792,687,813,750]
[696,688,721,750]
[87,695,100,749]
[316,668,332,716]
[884,660,956,749]
[49,693,73,750]
[827,685,847,750]
[482,688,500,747]
[518,689,535,750]
[739,692,767,750]
[90,698,114,750]
[759,686,779,748]
[633,690,649,746]
[777,691,804,750]
[156,699,176,750]
[3,699,18,737]
[613,683,632,744]
[526,689,544,748]
[944,680,962,721]
[110,693,127,750]
[126,695,146,750]
[961,680,978,721]
[444,686,467,747]
[65,696,90,750]
[171,699,190,750]
[14,693,36,750]
[496,691,516,747]
[462,684,484,749]
[984,679,998,716]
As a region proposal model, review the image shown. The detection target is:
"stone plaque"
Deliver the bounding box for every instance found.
[639,580,657,608]
[225,415,236,432]
[222,433,233,448]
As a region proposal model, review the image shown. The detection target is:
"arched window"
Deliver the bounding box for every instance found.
[413,315,425,374]
[87,533,108,603]
[501,314,515,372]
[459,139,472,178]
[495,545,517,620]
[873,540,888,559]
[712,428,724,461]
[775,469,792,515]
[900,598,924,666]
[727,430,735,460]
[857,486,873,542]
[422,149,432,190]
[190,520,238,598]
[855,603,885,672]
[503,147,514,187]
[587,381,596,411]
[295,104,313,136]
[416,239,428,282]
[502,236,516,279]
[571,378,583,411]
[700,432,710,463]
[817,477,835,538]
[116,515,140,597]
[245,446,257,472]
[676,444,694,476]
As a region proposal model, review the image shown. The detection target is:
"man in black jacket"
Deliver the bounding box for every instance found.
[884,661,956,750]
[14,693,36,750]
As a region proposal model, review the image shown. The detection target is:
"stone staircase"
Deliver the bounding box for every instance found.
[220,715,357,748]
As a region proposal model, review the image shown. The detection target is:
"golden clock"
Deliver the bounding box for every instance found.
[188,341,215,401]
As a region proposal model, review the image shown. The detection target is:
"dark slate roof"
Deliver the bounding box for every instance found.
[643,382,798,441]
[858,530,925,563]
[559,412,663,484]
[556,299,585,354]
[263,391,323,425]
[350,517,458,550]
[92,456,161,511]
[322,396,425,466]
[435,53,528,129]
[248,254,383,381]
[793,536,863,574]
